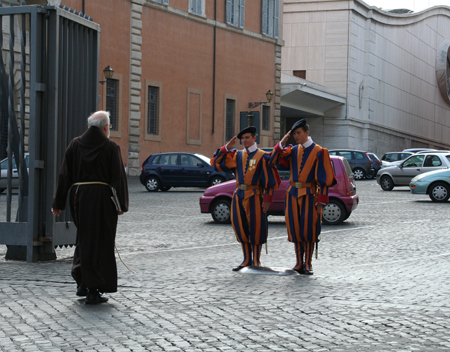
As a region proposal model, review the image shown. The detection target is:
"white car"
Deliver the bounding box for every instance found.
[0,154,29,192]
[376,152,450,191]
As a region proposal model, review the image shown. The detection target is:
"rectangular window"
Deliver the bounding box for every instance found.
[261,0,279,38]
[106,78,119,131]
[147,86,159,135]
[190,0,204,16]
[226,99,235,141]
[226,0,245,28]
[262,105,270,131]
[293,70,306,79]
[152,0,169,4]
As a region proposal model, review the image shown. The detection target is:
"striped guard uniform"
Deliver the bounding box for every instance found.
[270,137,336,271]
[211,144,280,266]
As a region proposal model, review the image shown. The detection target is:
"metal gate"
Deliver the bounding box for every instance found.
[0,2,100,261]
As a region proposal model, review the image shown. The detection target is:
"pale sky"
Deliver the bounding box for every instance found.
[364,0,450,11]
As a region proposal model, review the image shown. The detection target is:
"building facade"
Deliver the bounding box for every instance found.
[52,0,284,175]
[281,0,450,156]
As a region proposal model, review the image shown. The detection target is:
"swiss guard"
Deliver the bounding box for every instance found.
[211,126,280,271]
[270,119,336,275]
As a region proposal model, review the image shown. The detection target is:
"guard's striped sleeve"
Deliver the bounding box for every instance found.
[260,153,281,204]
[210,145,237,173]
[269,142,292,170]
[315,148,337,204]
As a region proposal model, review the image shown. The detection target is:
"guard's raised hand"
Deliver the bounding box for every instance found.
[226,136,237,150]
[280,131,291,147]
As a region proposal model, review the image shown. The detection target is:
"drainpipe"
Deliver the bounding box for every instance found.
[212,0,216,134]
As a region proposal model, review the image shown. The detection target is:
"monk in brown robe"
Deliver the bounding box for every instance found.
[51,110,128,304]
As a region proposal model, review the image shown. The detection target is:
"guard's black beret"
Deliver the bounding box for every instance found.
[237,126,257,139]
[290,119,307,132]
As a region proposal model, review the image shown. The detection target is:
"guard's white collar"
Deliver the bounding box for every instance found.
[300,137,313,149]
[245,143,258,153]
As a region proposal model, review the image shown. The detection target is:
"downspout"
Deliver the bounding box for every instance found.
[212,0,216,134]
[82,0,85,14]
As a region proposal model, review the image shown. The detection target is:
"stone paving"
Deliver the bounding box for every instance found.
[0,178,449,351]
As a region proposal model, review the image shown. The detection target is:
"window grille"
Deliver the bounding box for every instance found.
[226,99,235,141]
[106,79,118,131]
[148,86,159,135]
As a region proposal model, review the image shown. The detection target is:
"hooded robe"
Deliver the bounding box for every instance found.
[52,126,129,292]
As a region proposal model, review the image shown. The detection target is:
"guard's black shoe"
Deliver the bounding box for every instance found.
[85,289,108,305]
[293,268,305,274]
[76,286,88,297]
[303,269,314,275]
[232,266,245,271]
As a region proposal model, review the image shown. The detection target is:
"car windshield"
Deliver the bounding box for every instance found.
[195,154,210,164]
[402,155,425,168]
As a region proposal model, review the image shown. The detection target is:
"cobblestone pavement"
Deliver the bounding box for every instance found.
[0,178,449,351]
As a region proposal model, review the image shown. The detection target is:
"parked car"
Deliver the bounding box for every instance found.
[403,148,437,153]
[409,168,450,202]
[328,149,374,180]
[139,152,235,191]
[376,152,450,191]
[199,156,359,225]
[366,153,382,178]
[0,154,29,192]
[381,151,414,168]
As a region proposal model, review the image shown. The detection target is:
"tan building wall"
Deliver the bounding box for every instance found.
[282,0,450,156]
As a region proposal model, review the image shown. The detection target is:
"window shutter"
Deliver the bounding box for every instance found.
[226,0,232,24]
[162,0,169,4]
[273,0,279,38]
[197,0,202,15]
[239,0,245,28]
[261,0,268,35]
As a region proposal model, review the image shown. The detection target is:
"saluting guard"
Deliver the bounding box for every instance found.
[211,126,280,271]
[270,119,336,275]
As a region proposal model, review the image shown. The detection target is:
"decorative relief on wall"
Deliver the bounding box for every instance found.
[436,39,450,106]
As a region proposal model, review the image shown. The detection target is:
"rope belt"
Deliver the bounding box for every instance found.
[73,181,110,187]
[237,184,260,191]
[73,181,122,212]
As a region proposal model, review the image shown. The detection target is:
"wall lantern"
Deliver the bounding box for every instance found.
[99,65,114,85]
[248,90,274,109]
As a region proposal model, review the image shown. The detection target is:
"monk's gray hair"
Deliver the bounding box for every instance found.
[87,111,110,129]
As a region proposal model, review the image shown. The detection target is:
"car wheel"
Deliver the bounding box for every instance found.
[353,168,366,180]
[322,199,346,225]
[211,198,231,224]
[160,186,171,192]
[380,175,394,191]
[365,172,375,179]
[144,176,160,192]
[428,182,450,202]
[343,211,352,221]
[209,176,225,187]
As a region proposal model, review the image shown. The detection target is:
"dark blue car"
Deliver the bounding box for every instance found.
[140,152,235,192]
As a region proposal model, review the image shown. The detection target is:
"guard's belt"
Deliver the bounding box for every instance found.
[237,184,260,191]
[289,181,314,189]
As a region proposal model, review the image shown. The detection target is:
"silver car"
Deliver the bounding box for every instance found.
[376,153,450,191]
[0,154,29,192]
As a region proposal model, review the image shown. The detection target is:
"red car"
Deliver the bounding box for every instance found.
[199,156,359,225]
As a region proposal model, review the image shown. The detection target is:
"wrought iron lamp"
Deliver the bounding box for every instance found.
[248,90,274,109]
[99,65,114,85]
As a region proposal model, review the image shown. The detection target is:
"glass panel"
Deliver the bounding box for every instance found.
[403,155,424,168]
[106,79,118,130]
[148,86,159,135]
